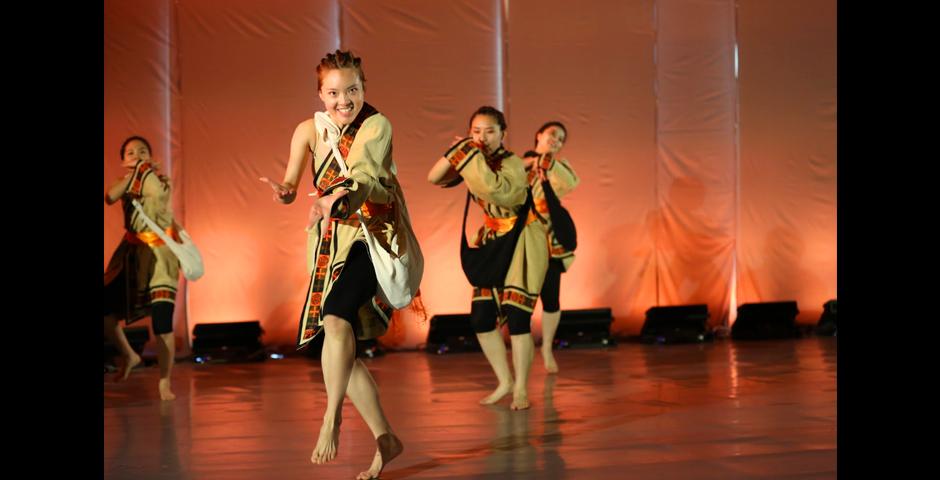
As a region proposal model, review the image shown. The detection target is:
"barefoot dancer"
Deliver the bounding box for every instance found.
[104,135,179,401]
[522,121,579,374]
[428,106,549,411]
[261,50,417,479]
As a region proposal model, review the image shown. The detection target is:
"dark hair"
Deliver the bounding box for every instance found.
[120,135,152,160]
[317,50,366,91]
[469,106,507,131]
[533,121,567,147]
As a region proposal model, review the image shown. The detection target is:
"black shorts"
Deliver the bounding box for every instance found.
[539,259,564,313]
[470,299,533,336]
[322,241,377,330]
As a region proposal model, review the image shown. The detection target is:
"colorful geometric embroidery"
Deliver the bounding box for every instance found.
[472,287,495,301]
[127,162,153,198]
[316,162,346,195]
[150,288,176,302]
[539,152,554,171]
[303,219,336,340]
[485,147,513,173]
[501,289,538,311]
[447,140,480,171]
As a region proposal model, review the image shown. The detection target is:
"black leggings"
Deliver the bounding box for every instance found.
[470,300,533,335]
[104,270,174,334]
[322,242,377,333]
[539,259,565,313]
[151,301,174,334]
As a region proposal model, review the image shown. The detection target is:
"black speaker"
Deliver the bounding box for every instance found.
[815,299,837,336]
[103,326,150,366]
[425,314,481,354]
[732,301,800,340]
[554,308,614,349]
[641,304,711,344]
[192,321,265,363]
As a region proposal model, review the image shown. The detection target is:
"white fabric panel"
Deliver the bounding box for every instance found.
[736,0,837,323]
[507,0,657,335]
[103,0,837,347]
[654,0,737,326]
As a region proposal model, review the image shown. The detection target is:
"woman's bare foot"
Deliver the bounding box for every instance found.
[158,378,175,401]
[356,433,403,479]
[479,381,514,405]
[541,347,559,374]
[510,389,530,411]
[311,418,341,464]
[116,352,141,382]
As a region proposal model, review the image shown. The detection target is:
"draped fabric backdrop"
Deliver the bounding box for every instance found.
[104,0,836,351]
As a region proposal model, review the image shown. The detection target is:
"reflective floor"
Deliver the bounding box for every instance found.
[104,337,836,479]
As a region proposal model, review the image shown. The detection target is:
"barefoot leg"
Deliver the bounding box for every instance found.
[476,329,514,405]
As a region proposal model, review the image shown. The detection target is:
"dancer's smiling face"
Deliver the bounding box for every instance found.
[319,68,364,128]
[535,125,566,155]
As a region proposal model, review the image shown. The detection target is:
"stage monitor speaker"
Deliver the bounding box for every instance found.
[192,320,265,363]
[425,313,481,354]
[732,301,800,340]
[554,308,614,349]
[103,326,150,366]
[815,299,837,336]
[641,304,711,344]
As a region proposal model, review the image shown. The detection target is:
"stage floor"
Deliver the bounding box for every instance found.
[104,336,836,479]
